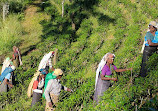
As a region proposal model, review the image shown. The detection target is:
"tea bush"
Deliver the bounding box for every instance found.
[0,0,158,110]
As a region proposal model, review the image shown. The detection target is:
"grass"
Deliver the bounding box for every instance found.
[0,14,23,55]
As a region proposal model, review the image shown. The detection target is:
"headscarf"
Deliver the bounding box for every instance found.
[1,57,13,74]
[39,68,48,75]
[148,21,157,30]
[38,51,54,70]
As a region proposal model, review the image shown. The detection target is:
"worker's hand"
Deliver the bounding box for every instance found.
[127,68,132,71]
[111,78,117,81]
[67,88,73,92]
[10,84,14,88]
[48,102,52,107]
[51,67,55,71]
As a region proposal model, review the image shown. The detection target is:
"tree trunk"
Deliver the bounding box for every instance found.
[62,0,64,18]
[53,48,58,66]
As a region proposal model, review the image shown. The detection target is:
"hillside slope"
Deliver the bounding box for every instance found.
[0,0,158,110]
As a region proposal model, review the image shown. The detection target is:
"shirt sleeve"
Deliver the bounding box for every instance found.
[44,80,53,102]
[64,86,68,91]
[101,65,111,76]
[5,73,11,80]
[113,65,117,70]
[146,32,152,40]
[61,85,68,91]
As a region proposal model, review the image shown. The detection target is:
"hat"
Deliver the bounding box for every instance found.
[11,66,16,70]
[39,68,47,75]
[149,21,157,29]
[53,69,63,76]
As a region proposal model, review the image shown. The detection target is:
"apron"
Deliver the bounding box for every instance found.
[0,80,7,93]
[94,65,115,104]
[94,74,111,104]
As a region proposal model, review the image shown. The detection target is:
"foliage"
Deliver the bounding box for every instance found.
[0,0,158,110]
[0,0,34,13]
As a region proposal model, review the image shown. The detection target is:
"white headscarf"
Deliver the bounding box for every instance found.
[38,51,53,70]
[95,52,115,90]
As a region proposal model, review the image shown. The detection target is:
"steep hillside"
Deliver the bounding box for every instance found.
[0,0,157,110]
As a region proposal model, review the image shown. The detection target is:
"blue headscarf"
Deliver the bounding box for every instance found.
[39,68,47,75]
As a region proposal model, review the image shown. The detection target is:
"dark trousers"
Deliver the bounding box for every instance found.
[140,46,157,77]
[31,92,42,106]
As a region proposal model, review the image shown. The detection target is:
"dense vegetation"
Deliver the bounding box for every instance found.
[0,0,157,110]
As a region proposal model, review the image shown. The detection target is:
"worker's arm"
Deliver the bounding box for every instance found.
[115,68,132,72]
[100,74,117,81]
[12,53,15,60]
[4,79,13,88]
[51,66,55,71]
[61,85,72,92]
[147,40,158,46]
